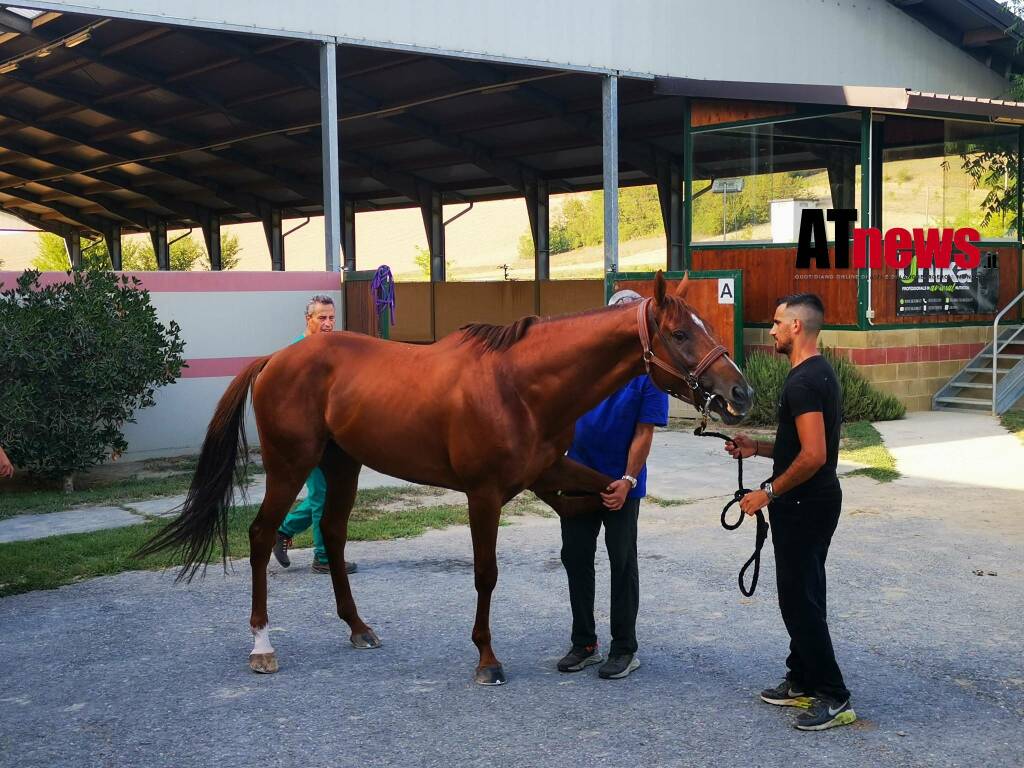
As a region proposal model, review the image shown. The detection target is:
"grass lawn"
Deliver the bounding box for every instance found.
[0,455,260,520]
[0,473,195,520]
[0,487,470,598]
[839,421,900,482]
[1000,411,1024,446]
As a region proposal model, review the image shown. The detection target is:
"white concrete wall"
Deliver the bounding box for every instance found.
[24,0,1009,96]
[0,271,342,459]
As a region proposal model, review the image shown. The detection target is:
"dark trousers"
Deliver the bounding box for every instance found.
[769,492,850,702]
[560,498,640,656]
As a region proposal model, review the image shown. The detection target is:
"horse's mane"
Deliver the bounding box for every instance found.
[459,316,541,352]
[457,302,637,353]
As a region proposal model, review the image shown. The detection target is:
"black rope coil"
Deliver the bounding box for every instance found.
[694,425,770,597]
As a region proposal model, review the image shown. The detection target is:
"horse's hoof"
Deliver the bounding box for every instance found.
[474,664,507,686]
[351,629,382,650]
[249,652,279,674]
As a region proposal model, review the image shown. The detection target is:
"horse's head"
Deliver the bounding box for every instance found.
[642,271,753,425]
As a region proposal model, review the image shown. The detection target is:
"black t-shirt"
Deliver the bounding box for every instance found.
[772,355,842,500]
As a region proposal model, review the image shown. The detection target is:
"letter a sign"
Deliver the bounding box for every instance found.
[718,278,735,304]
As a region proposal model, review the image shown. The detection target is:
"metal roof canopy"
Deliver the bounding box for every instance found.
[0,7,687,243]
[655,77,1024,123]
[887,0,1024,80]
[2,4,1022,250]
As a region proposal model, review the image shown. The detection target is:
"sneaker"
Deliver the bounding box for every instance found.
[273,533,292,568]
[760,679,813,708]
[794,696,857,731]
[556,644,603,672]
[598,654,640,680]
[311,558,358,574]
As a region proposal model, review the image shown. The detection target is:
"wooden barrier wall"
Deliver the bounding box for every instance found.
[344,279,380,337]
[610,272,743,364]
[389,283,433,342]
[691,247,859,326]
[691,99,797,128]
[386,280,605,343]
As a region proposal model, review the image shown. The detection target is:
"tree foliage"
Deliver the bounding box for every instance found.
[0,270,185,484]
[32,232,242,272]
[517,186,666,259]
[692,172,812,239]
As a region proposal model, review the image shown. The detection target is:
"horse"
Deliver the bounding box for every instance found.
[139,271,753,685]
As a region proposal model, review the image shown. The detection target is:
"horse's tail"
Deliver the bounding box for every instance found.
[136,355,272,581]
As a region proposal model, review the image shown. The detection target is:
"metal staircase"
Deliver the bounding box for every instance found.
[933,290,1024,415]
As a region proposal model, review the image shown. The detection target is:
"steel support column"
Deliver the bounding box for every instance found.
[321,42,342,274]
[526,178,550,280]
[149,219,169,270]
[201,211,222,270]
[64,230,81,268]
[343,198,356,272]
[263,206,284,271]
[104,222,122,270]
[602,75,619,274]
[658,161,684,271]
[870,120,884,231]
[422,190,445,282]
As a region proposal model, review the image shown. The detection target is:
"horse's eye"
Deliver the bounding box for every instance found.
[672,329,689,341]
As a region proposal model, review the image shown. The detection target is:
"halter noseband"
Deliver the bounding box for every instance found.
[635,297,728,414]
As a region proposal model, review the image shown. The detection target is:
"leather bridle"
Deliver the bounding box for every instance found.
[635,297,729,414]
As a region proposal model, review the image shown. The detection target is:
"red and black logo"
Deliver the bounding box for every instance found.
[795,209,981,270]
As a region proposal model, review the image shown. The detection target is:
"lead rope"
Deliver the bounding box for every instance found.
[692,408,770,597]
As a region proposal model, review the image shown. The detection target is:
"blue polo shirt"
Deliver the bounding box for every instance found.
[567,376,669,499]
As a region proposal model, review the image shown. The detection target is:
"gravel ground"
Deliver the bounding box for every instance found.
[1,462,1022,768]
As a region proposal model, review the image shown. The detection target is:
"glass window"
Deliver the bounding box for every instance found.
[691,113,862,244]
[880,116,1018,241]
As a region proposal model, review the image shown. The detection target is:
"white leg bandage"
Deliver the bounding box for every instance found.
[250,625,275,656]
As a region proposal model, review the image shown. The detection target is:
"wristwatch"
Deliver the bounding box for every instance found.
[621,474,638,489]
[761,480,777,501]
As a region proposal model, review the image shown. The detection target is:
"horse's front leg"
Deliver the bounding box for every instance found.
[529,455,617,517]
[466,490,506,686]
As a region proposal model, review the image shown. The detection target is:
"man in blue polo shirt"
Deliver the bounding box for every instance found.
[556,289,670,680]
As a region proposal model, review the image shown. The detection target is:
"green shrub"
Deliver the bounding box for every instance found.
[0,269,185,486]
[821,347,906,422]
[741,347,905,426]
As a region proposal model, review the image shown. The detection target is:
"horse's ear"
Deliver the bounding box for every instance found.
[654,270,667,306]
[674,271,690,298]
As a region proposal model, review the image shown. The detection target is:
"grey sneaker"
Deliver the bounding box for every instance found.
[556,644,603,672]
[760,679,813,708]
[311,557,357,574]
[794,696,857,731]
[273,533,291,568]
[598,654,640,679]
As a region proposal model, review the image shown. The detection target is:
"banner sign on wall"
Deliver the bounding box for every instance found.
[896,252,999,316]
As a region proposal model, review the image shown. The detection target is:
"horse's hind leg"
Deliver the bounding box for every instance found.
[467,489,506,686]
[249,464,307,673]
[319,442,381,650]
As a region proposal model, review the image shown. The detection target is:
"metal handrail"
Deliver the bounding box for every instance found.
[993,289,1024,415]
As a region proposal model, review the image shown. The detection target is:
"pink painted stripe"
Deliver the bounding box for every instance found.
[0,271,341,293]
[180,356,265,379]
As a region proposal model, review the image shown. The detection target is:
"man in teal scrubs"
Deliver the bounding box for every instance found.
[272,295,357,575]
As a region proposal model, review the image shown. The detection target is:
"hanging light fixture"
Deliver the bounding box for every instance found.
[35,48,52,58]
[0,61,18,75]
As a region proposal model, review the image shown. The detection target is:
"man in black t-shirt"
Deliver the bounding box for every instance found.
[725,293,856,731]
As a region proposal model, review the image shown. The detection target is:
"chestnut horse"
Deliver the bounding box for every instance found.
[140,272,752,685]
